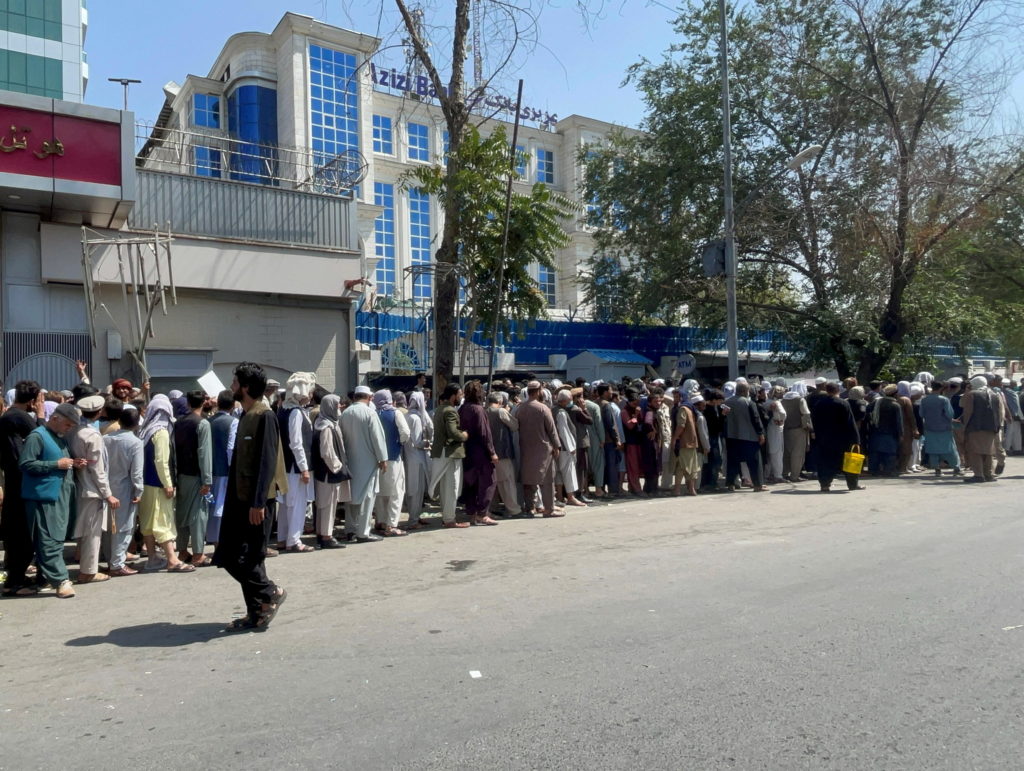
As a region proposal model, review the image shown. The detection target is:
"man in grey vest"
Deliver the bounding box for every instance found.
[206,389,238,545]
[174,390,213,566]
[961,376,1006,483]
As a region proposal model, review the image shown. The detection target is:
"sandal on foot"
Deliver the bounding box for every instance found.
[382,528,407,537]
[167,562,196,573]
[2,585,39,597]
[542,511,566,518]
[222,616,259,633]
[286,543,315,553]
[317,537,345,549]
[255,588,287,630]
[191,556,213,567]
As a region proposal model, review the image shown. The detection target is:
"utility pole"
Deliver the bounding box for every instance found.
[718,0,738,381]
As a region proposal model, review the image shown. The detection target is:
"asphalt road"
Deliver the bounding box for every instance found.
[3,463,1024,770]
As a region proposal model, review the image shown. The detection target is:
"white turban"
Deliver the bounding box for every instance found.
[970,376,988,390]
[283,371,317,409]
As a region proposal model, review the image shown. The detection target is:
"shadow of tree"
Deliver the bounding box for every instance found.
[65,622,227,648]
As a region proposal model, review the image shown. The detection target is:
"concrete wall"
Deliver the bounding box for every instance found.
[87,286,351,393]
[42,223,362,300]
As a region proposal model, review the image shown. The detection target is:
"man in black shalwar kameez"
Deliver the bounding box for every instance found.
[215,362,288,631]
[810,382,862,492]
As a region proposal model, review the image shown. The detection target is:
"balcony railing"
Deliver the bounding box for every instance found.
[129,169,355,251]
[134,122,365,197]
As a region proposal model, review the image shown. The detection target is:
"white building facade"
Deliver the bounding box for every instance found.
[150,12,631,320]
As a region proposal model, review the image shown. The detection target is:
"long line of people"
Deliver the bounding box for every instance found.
[0,367,1017,603]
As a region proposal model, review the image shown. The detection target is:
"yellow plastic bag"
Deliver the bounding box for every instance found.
[842,444,866,475]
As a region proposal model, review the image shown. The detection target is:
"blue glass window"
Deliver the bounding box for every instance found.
[309,44,360,178]
[374,182,396,296]
[226,85,278,184]
[409,189,432,300]
[193,93,220,128]
[194,146,221,178]
[536,148,554,184]
[515,144,527,178]
[537,264,556,305]
[372,115,393,155]
[408,122,429,161]
[441,130,450,165]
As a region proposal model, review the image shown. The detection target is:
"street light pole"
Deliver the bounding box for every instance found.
[718,0,739,381]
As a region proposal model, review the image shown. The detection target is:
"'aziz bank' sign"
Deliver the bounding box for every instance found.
[370,63,559,128]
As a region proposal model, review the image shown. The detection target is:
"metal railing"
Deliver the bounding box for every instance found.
[129,169,354,250]
[134,122,365,197]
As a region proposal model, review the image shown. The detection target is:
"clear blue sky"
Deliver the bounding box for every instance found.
[87,1,680,128]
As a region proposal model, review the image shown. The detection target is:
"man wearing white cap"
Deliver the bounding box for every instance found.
[277,372,317,552]
[340,385,388,541]
[66,394,118,584]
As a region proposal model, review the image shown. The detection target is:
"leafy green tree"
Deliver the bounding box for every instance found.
[582,0,1024,379]
[403,125,576,379]
[394,0,595,391]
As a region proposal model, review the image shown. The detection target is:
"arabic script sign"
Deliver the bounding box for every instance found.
[0,106,122,186]
[0,125,64,158]
[369,64,559,128]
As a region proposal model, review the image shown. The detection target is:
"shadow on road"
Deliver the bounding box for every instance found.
[65,622,225,648]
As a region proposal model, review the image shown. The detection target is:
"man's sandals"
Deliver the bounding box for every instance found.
[222,588,287,634]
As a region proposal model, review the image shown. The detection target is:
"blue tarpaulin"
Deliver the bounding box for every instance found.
[355,312,793,367]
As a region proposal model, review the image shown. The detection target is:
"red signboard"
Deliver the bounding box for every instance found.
[0,106,122,187]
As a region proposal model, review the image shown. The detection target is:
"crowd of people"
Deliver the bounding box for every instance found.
[0,362,1017,630]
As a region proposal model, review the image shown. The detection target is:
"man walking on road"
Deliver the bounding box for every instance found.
[215,362,288,632]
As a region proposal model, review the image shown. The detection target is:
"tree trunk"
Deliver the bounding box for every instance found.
[394,0,473,396]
